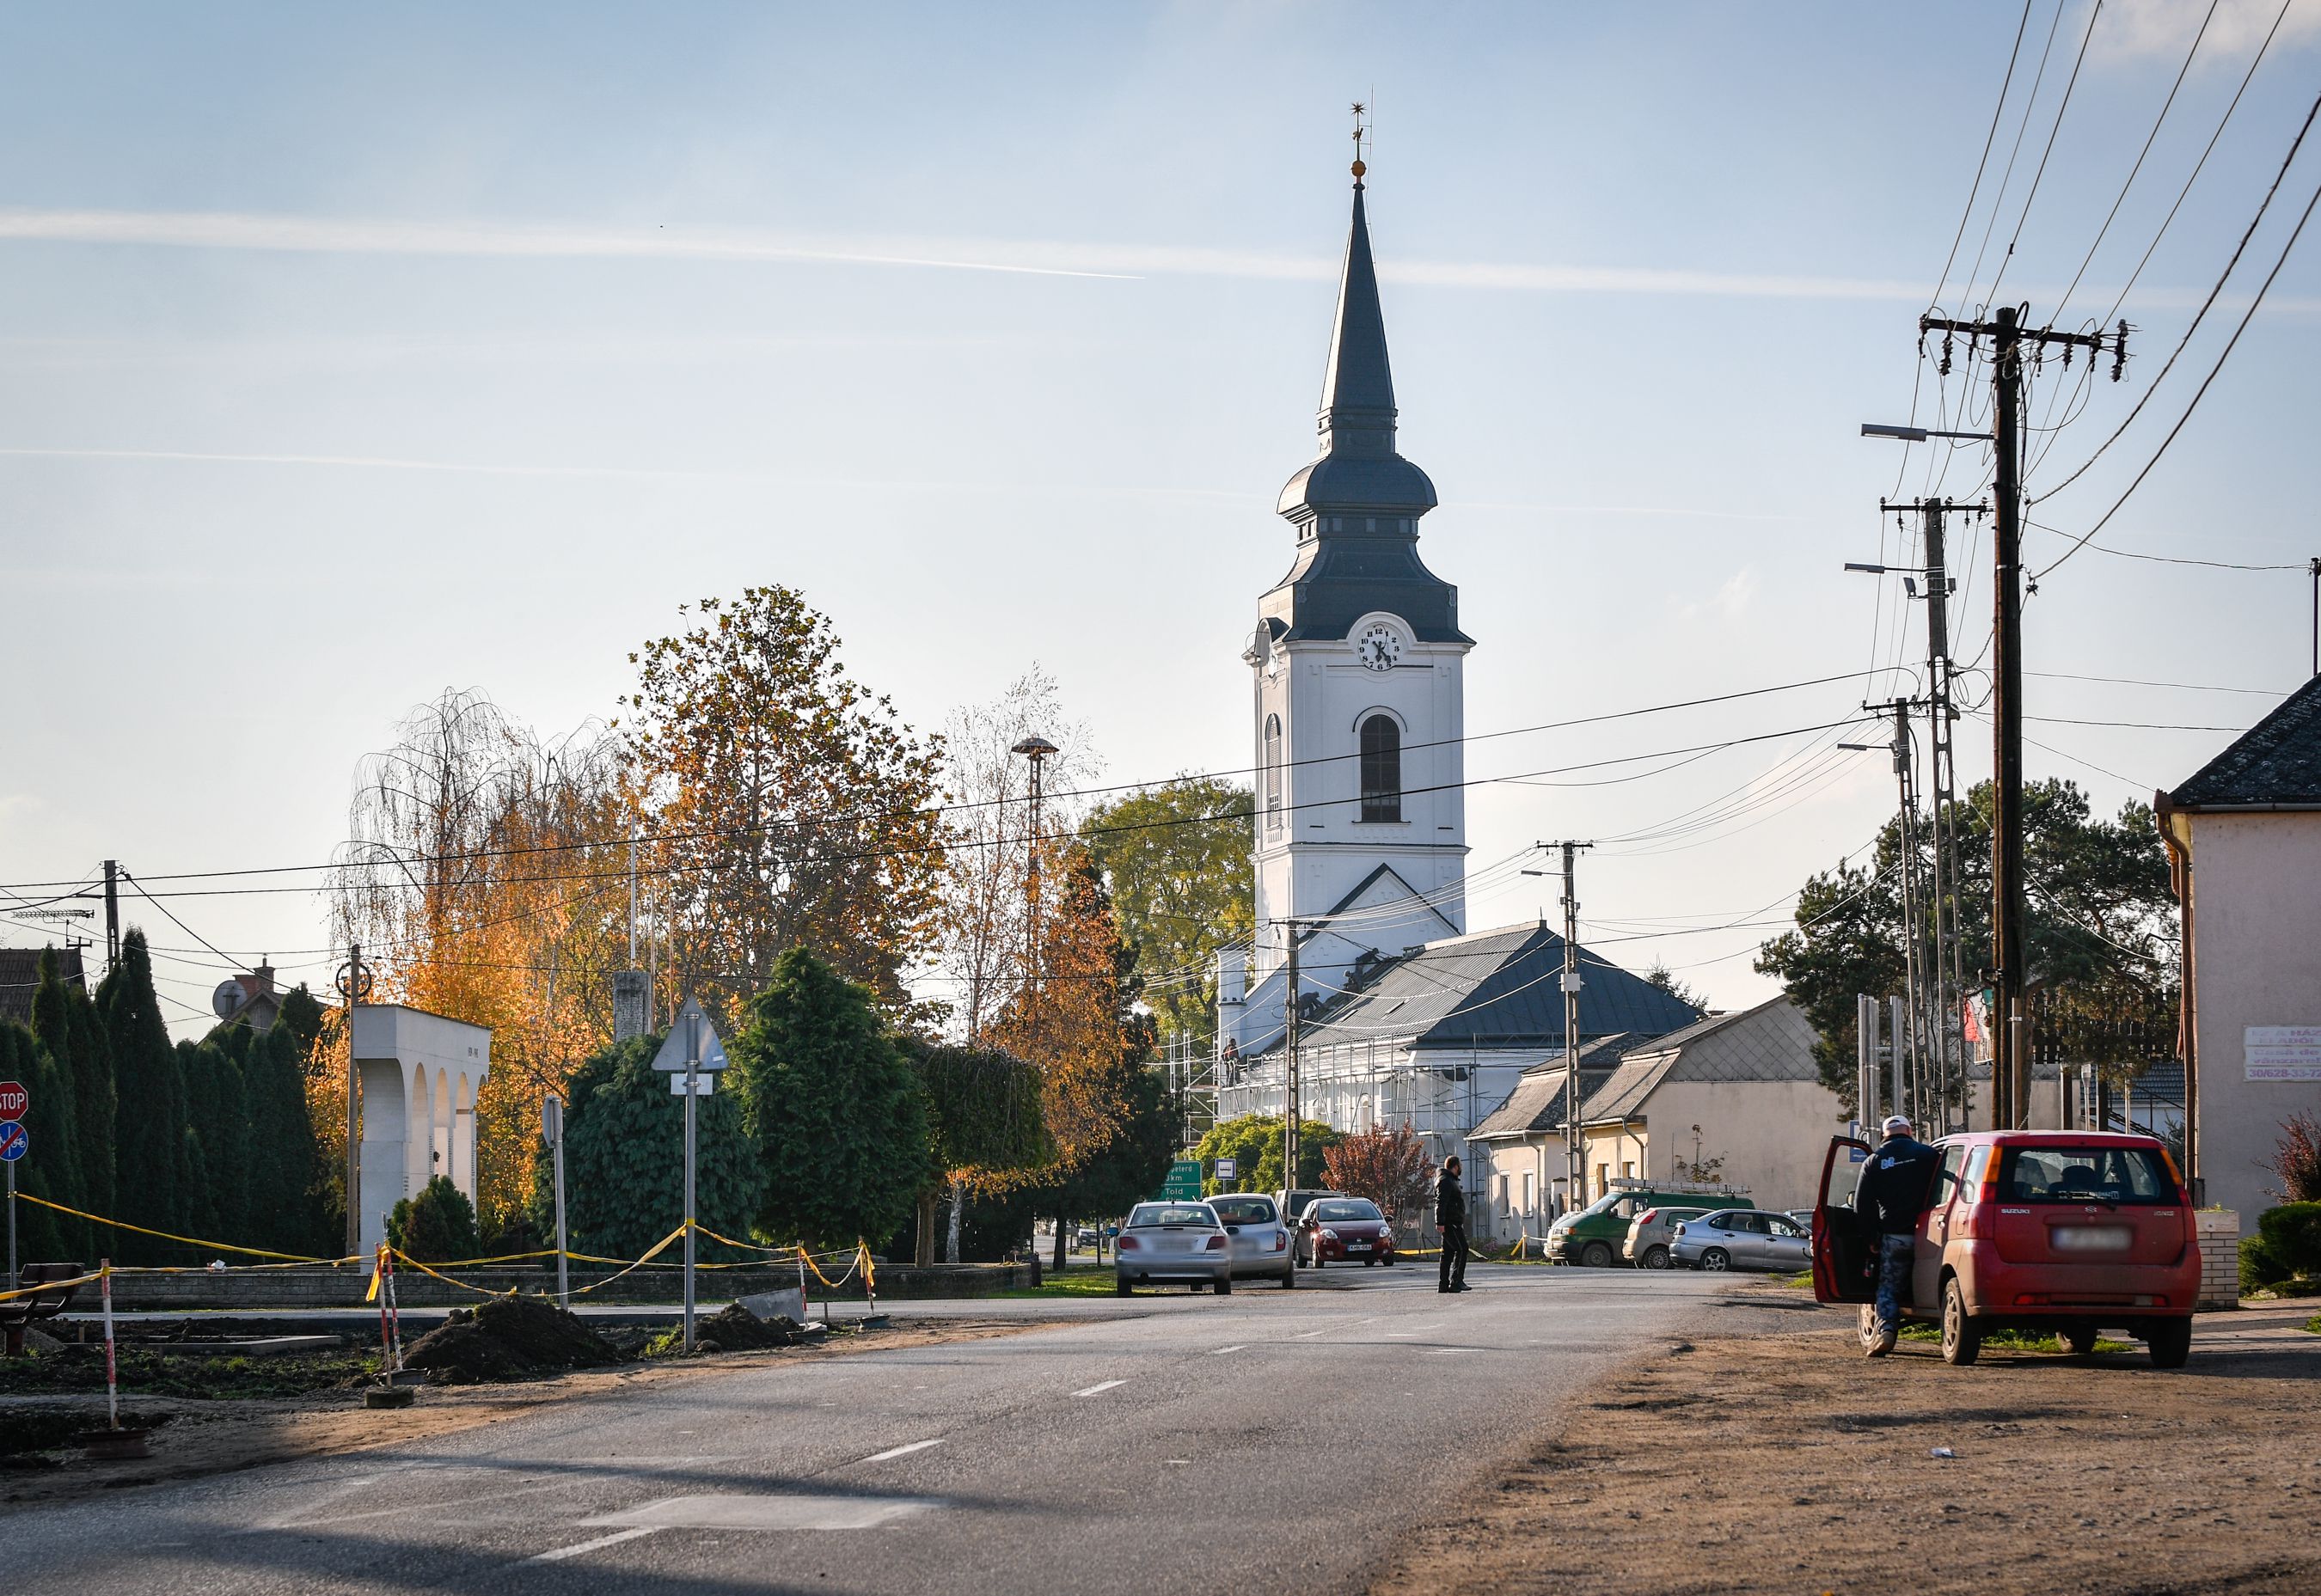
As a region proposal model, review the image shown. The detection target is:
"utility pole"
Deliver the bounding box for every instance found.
[1866,700,1928,1127]
[1012,737,1058,998]
[1919,306,2123,1130]
[101,859,119,973]
[335,943,372,1258]
[1540,841,1594,1205]
[2310,556,2318,678]
[1283,920,1303,1195]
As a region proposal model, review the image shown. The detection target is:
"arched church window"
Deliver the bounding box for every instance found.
[1360,714,1401,822]
[1264,713,1283,832]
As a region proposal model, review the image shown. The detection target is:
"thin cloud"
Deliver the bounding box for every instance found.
[2092,0,2321,64]
[0,206,2312,313]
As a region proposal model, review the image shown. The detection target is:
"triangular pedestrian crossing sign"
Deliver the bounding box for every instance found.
[651,997,729,1073]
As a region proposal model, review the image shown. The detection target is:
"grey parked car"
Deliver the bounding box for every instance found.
[1621,1205,1712,1270]
[1671,1208,1811,1272]
[1115,1202,1234,1295]
[1207,1193,1296,1287]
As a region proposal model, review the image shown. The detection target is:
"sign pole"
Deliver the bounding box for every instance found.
[683,1012,698,1354]
[543,1096,569,1312]
[6,1158,15,1293]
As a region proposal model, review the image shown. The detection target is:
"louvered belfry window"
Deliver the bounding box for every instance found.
[1360,714,1401,822]
[1264,713,1284,832]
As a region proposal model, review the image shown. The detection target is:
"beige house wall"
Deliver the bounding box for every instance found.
[2184,810,2321,1222]
[1577,1079,1846,1213]
[1474,1137,1562,1245]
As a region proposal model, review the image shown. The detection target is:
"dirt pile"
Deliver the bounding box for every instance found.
[691,1304,807,1352]
[401,1297,619,1385]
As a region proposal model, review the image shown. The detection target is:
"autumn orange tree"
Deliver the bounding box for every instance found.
[1323,1122,1436,1224]
[989,845,1160,1268]
[622,586,946,1021]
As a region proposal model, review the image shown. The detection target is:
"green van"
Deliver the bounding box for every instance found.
[1545,1180,1754,1269]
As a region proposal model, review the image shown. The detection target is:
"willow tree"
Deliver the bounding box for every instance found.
[622,587,946,1021]
[897,1037,1052,1264]
[928,668,1097,1041]
[333,688,634,1236]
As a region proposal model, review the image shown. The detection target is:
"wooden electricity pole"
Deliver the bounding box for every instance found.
[1917,306,2123,1129]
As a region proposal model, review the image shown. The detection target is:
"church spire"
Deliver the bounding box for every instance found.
[1318,168,1397,452]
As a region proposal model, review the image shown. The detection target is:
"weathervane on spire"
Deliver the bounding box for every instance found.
[1350,101,1368,185]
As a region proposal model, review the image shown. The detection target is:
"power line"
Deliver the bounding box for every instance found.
[2054,0,2220,321]
[2026,669,2289,695]
[2026,520,2305,571]
[1932,0,2041,312]
[2032,84,2321,509]
[0,670,1881,896]
[2035,152,2321,579]
[1962,0,2072,309]
[1984,0,2105,308]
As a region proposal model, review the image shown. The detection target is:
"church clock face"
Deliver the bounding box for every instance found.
[1356,624,1404,672]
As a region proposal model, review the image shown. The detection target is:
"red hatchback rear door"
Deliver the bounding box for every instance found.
[1811,1134,1877,1304]
[1987,1141,2189,1269]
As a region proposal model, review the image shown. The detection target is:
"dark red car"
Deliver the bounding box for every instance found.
[1297,1196,1397,1267]
[1811,1129,2200,1367]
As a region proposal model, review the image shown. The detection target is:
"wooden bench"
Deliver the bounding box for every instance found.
[1,1263,85,1355]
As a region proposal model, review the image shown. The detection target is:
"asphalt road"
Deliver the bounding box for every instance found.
[11,1263,1803,1595]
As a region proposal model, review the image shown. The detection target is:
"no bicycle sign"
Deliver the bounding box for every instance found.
[0,1121,26,1163]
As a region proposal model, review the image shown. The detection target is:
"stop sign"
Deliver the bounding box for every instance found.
[0,1080,25,1119]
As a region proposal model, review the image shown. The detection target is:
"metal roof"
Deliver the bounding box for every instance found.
[1257,921,1702,1057]
[1578,996,1822,1126]
[2168,676,2321,807]
[1467,1036,1635,1140]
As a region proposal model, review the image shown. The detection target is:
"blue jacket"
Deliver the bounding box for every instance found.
[1854,1135,1939,1235]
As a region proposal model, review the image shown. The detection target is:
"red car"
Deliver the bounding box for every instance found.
[1811,1129,2199,1367]
[1297,1197,1397,1267]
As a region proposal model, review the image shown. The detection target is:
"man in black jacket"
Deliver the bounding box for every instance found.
[1853,1114,1939,1355]
[1436,1157,1470,1293]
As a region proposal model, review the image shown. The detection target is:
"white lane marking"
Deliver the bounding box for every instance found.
[860,1439,945,1464]
[1293,1328,1332,1338]
[1072,1379,1127,1397]
[528,1526,659,1562]
[1209,1345,1246,1355]
[1424,1348,1460,1355]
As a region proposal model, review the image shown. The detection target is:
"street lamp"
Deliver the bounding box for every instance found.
[1860,422,1990,443]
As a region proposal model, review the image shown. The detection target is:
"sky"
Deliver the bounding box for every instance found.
[3,1,2318,1037]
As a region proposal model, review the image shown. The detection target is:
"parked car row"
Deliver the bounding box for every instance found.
[1112,1190,1400,1294]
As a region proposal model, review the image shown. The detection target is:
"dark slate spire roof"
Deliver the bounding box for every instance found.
[1263,171,1466,645]
[2167,676,2321,807]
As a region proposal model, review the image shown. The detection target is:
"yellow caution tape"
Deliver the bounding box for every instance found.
[8,1191,346,1263]
[0,1269,104,1306]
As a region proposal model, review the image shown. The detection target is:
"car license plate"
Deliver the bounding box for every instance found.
[1347,1242,1370,1251]
[2050,1226,2133,1253]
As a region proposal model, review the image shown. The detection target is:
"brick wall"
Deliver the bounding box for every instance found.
[2195,1209,2240,1312]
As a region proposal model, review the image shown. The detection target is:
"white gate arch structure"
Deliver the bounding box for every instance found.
[351,1004,492,1259]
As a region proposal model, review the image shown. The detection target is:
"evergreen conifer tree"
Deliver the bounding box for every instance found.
[32,951,113,1232]
[24,956,89,1255]
[527,1033,761,1262]
[96,932,188,1263]
[181,1034,251,1245]
[242,994,325,1254]
[734,946,932,1250]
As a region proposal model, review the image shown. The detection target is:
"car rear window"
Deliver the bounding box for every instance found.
[1313,1200,1382,1222]
[1209,1197,1277,1225]
[1995,1146,2175,1205]
[1128,1204,1217,1228]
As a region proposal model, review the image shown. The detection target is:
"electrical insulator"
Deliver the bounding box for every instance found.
[1939,334,1953,376]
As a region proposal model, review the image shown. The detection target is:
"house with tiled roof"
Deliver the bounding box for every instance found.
[1565,996,1840,1220]
[1216,921,1700,1192]
[2158,675,2321,1221]
[0,945,85,1028]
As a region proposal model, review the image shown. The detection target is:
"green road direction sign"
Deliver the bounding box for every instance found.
[1159,1159,1203,1200]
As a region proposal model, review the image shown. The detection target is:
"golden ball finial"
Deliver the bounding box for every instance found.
[1350,158,1367,179]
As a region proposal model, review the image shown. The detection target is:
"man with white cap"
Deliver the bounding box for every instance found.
[1853,1113,1939,1356]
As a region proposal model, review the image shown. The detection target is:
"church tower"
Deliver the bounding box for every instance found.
[1221,156,1473,1051]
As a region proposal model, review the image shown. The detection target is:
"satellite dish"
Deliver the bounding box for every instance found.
[211,979,243,1019]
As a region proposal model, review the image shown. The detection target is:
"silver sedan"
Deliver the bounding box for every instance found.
[1115,1202,1235,1295]
[1670,1208,1812,1273]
